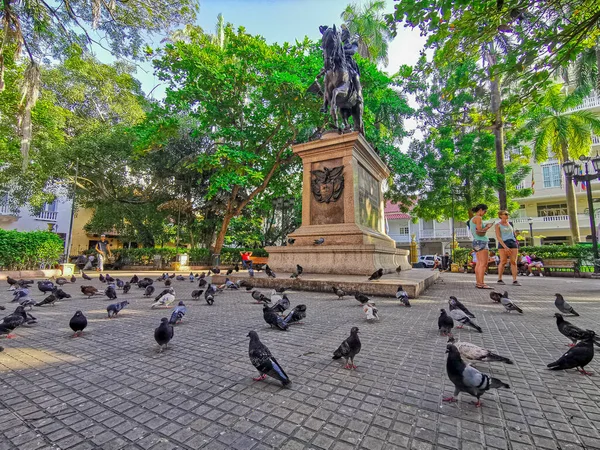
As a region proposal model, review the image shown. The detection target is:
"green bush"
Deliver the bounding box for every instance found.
[519,244,594,264]
[452,248,471,266]
[0,230,65,270]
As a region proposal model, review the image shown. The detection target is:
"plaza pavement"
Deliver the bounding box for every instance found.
[0,271,599,450]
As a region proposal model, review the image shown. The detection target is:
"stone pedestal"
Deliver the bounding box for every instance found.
[266,132,410,276]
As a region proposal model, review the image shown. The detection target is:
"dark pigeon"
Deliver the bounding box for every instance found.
[489,291,502,303]
[69,311,87,337]
[143,285,156,297]
[368,268,384,281]
[81,272,92,281]
[263,305,288,330]
[555,293,579,316]
[55,277,68,286]
[198,278,207,288]
[38,281,55,294]
[129,275,139,284]
[105,285,117,300]
[191,289,204,300]
[332,286,345,299]
[247,330,291,387]
[354,292,369,305]
[271,295,290,313]
[81,286,99,298]
[35,294,58,307]
[265,265,276,278]
[284,304,306,324]
[448,296,474,318]
[54,288,71,300]
[332,327,361,369]
[443,344,510,407]
[555,313,600,347]
[99,274,106,283]
[438,309,454,336]
[70,275,76,283]
[290,264,303,279]
[547,332,595,375]
[314,238,324,245]
[154,318,174,352]
[116,279,124,289]
[122,282,131,294]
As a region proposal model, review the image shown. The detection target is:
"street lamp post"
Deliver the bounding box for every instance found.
[528,217,534,246]
[562,155,600,274]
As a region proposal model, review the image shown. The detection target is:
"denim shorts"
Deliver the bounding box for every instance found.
[499,239,518,249]
[472,240,488,252]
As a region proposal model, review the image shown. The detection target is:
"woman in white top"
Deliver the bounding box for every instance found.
[495,210,520,285]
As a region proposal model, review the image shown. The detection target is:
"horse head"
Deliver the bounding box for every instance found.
[321,26,343,71]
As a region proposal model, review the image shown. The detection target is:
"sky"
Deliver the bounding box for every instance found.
[128,0,426,147]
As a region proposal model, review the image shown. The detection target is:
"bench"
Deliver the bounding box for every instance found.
[543,258,580,277]
[249,256,269,270]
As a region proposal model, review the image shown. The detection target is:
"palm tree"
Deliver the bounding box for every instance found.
[526,84,600,242]
[341,1,392,65]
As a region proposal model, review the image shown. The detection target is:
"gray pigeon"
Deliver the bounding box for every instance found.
[448,296,474,318]
[449,308,482,333]
[554,293,579,316]
[443,344,510,407]
[500,291,523,314]
[314,238,325,245]
[332,327,361,369]
[247,331,292,387]
[396,286,410,307]
[271,294,290,313]
[263,305,288,330]
[332,286,345,299]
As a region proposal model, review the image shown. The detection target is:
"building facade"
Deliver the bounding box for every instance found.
[0,194,72,240]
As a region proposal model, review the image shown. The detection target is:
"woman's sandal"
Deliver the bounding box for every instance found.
[476,284,492,289]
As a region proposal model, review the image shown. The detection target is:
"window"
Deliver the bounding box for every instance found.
[42,200,58,212]
[422,220,434,230]
[542,164,561,188]
[537,203,568,217]
[398,226,410,235]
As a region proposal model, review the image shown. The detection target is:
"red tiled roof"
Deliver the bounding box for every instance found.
[386,212,411,220]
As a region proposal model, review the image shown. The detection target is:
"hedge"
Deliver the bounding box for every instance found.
[451,244,595,267]
[110,247,269,266]
[0,229,65,270]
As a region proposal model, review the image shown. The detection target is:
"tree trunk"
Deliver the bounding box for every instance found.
[213,213,234,257]
[562,144,581,243]
[489,71,507,210]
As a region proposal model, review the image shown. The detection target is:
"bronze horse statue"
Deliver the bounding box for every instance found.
[317,25,364,134]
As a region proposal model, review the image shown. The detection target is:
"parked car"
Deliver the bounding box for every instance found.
[417,255,437,268]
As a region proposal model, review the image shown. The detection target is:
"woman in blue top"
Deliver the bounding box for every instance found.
[495,210,520,286]
[469,204,494,289]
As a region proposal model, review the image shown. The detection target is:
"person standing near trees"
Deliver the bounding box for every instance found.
[240,251,253,270]
[468,204,494,289]
[495,210,521,286]
[95,234,111,272]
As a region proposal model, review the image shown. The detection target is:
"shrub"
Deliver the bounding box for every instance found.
[452,248,471,266]
[0,230,64,270]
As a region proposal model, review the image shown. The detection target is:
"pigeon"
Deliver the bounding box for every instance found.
[271,295,290,313]
[205,292,215,305]
[225,268,233,276]
[189,272,195,282]
[69,311,87,337]
[287,238,296,245]
[2,306,37,328]
[332,327,361,369]
[81,286,99,298]
[211,267,220,274]
[290,264,303,279]
[252,290,270,304]
[116,279,124,289]
[55,277,68,286]
[364,302,379,321]
[396,286,410,307]
[447,337,513,364]
[70,275,76,283]
[554,313,600,347]
[314,238,325,245]
[448,296,475,318]
[438,309,454,336]
[284,304,306,324]
[82,272,92,281]
[332,286,345,299]
[265,265,276,278]
[164,279,172,287]
[38,281,55,294]
[547,332,595,375]
[368,268,384,281]
[54,288,71,300]
[198,278,207,288]
[0,305,4,310]
[152,293,175,309]
[138,278,153,289]
[396,265,402,274]
[173,275,183,281]
[105,285,117,300]
[199,272,206,279]
[105,274,115,283]
[263,305,288,330]
[35,294,58,307]
[274,287,290,293]
[489,291,502,303]
[143,285,156,297]
[354,292,369,305]
[129,275,139,284]
[449,308,482,333]
[6,276,18,287]
[169,301,186,325]
[0,322,18,338]
[122,282,131,294]
[248,267,255,277]
[12,288,29,303]
[99,274,105,283]
[107,300,129,318]
[443,344,510,407]
[155,288,174,302]
[191,289,204,300]
[19,298,36,309]
[224,278,238,290]
[554,293,579,316]
[247,331,292,387]
[154,318,174,352]
[500,291,523,313]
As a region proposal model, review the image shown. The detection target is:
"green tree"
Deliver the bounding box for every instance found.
[341,1,392,65]
[525,84,600,242]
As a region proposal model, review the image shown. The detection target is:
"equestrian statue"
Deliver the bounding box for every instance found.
[311,24,364,135]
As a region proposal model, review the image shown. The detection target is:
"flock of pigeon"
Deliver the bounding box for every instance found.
[1,268,598,408]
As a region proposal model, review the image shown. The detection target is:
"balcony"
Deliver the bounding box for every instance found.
[567,90,600,112]
[35,210,58,221]
[419,228,471,240]
[513,214,597,231]
[388,233,411,243]
[0,203,19,224]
